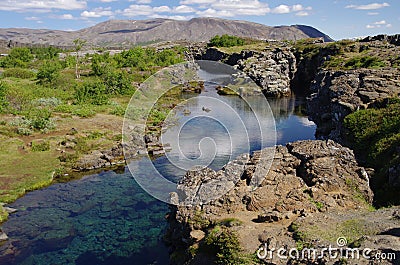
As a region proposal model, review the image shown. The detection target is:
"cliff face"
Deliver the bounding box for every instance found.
[308,69,400,141]
[195,45,297,97]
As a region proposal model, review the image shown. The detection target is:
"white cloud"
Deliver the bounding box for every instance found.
[119,1,311,19]
[366,20,391,28]
[59,14,74,20]
[296,11,309,17]
[374,20,386,25]
[292,4,303,12]
[25,16,40,21]
[0,0,86,12]
[272,4,290,14]
[149,14,191,20]
[120,4,155,16]
[180,0,216,4]
[100,0,117,2]
[271,4,310,14]
[81,7,113,18]
[367,12,379,15]
[153,6,171,13]
[210,0,271,16]
[133,0,152,3]
[174,5,196,13]
[196,8,234,17]
[346,2,389,10]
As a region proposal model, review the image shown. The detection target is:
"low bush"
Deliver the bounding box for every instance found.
[0,81,8,113]
[72,106,96,118]
[344,98,400,205]
[31,141,50,152]
[32,97,62,108]
[10,108,56,134]
[74,79,109,105]
[204,226,244,265]
[208,34,246,48]
[2,68,35,79]
[344,55,386,69]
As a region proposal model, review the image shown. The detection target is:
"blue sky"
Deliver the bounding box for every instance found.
[0,0,398,40]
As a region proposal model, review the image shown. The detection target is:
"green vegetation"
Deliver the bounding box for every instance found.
[0,44,186,222]
[208,34,247,48]
[344,98,400,206]
[217,217,243,227]
[2,68,35,79]
[0,81,8,113]
[0,47,33,68]
[288,222,313,250]
[343,55,386,69]
[204,225,244,265]
[290,219,378,249]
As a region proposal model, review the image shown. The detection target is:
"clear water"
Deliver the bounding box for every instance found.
[0,67,316,265]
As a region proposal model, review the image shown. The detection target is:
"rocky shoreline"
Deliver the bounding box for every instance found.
[165,140,399,265]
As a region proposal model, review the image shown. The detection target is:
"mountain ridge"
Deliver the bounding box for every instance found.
[0,17,333,48]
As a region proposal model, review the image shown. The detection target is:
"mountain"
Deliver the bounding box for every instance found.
[0,18,333,48]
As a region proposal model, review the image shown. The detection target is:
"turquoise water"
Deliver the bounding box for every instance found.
[0,64,316,264]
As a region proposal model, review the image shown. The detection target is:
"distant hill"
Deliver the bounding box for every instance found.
[0,17,333,48]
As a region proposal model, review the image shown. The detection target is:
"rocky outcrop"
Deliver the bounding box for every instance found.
[195,46,297,97]
[73,144,126,171]
[235,47,296,97]
[307,69,400,141]
[166,140,375,264]
[361,34,400,46]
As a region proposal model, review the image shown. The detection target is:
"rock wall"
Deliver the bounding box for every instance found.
[166,140,375,265]
[307,69,400,141]
[193,46,297,97]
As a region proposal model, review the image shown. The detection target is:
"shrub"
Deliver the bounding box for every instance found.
[9,118,33,135]
[0,81,8,113]
[110,102,126,116]
[32,97,62,108]
[10,108,56,134]
[208,34,246,48]
[54,104,74,113]
[103,70,134,95]
[2,68,35,79]
[155,49,184,66]
[30,46,62,60]
[204,226,243,265]
[344,99,400,205]
[344,56,386,69]
[0,47,34,68]
[36,60,62,85]
[31,141,50,152]
[72,106,96,118]
[74,79,109,105]
[27,108,56,132]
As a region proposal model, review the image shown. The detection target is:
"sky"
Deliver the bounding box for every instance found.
[0,0,398,40]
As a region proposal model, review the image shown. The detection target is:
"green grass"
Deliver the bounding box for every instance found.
[292,219,378,247]
[0,137,59,203]
[217,42,268,54]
